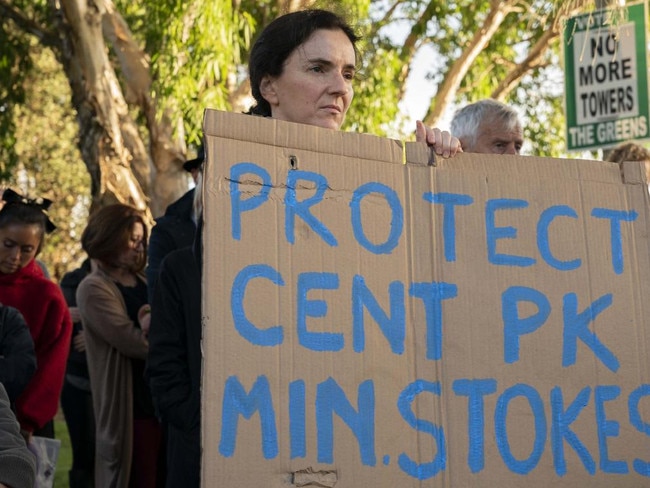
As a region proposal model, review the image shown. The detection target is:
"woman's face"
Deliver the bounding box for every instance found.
[0,223,42,274]
[261,28,356,130]
[115,222,145,271]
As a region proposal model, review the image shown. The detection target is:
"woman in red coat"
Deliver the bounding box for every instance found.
[0,189,72,439]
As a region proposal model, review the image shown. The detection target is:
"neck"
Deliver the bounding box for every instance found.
[99,262,136,286]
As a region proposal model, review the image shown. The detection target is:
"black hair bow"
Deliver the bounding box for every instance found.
[2,188,57,233]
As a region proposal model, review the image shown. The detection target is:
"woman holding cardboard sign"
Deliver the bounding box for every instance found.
[247,9,462,155]
[146,8,461,488]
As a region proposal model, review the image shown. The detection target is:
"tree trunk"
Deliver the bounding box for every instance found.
[53,0,155,220]
[102,2,188,217]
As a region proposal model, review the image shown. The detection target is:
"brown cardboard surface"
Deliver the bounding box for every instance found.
[201,109,650,487]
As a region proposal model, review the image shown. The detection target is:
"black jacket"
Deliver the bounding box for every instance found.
[59,259,91,383]
[145,246,202,487]
[0,304,36,405]
[146,188,196,304]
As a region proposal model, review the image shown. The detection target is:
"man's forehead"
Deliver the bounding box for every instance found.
[479,119,523,141]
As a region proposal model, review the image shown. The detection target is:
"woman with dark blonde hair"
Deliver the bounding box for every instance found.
[76,203,161,488]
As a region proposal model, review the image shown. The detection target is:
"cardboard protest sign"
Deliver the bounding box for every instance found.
[201,109,650,487]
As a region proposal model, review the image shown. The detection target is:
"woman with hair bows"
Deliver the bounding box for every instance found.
[0,188,72,440]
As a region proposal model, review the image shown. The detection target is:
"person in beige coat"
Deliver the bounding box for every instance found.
[77,204,161,488]
[0,383,36,488]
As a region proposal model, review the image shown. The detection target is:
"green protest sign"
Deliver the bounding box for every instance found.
[564,2,649,151]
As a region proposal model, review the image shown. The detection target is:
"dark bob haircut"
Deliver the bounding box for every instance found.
[81,204,148,273]
[247,9,361,117]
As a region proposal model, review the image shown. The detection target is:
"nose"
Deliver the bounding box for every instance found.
[7,247,21,261]
[329,71,349,95]
[504,144,518,155]
[130,238,144,251]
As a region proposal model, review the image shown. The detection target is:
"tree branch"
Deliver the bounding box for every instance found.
[102,3,152,112]
[367,0,402,38]
[423,0,518,127]
[492,2,586,100]
[491,28,557,100]
[0,1,59,47]
[395,1,441,100]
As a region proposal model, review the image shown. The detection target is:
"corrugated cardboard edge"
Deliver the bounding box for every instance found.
[203,109,405,165]
[203,109,650,188]
[405,142,649,187]
[620,159,649,185]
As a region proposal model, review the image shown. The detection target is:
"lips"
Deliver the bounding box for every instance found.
[322,104,342,114]
[0,262,19,274]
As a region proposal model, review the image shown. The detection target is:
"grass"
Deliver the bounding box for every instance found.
[53,417,72,487]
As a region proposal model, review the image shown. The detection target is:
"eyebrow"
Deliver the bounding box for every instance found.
[306,57,356,71]
[493,138,523,145]
[2,238,33,248]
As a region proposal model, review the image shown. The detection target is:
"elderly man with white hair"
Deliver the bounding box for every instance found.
[451,99,524,155]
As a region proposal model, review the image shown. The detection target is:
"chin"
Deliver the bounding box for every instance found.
[0,264,19,274]
[315,119,342,131]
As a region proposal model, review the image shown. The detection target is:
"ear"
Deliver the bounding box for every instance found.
[458,136,471,152]
[259,75,279,107]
